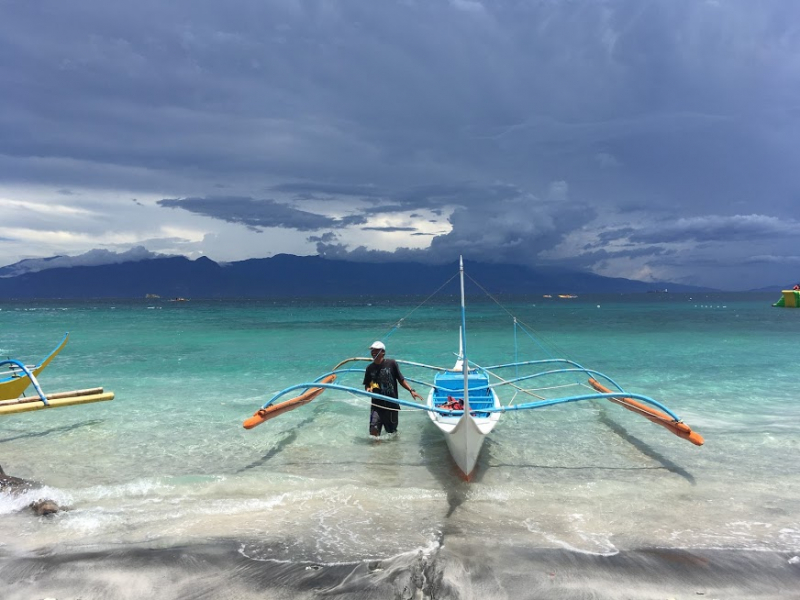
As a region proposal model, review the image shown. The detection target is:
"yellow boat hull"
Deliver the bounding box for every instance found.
[0,333,69,400]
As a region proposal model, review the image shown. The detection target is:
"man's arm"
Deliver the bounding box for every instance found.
[392,360,422,401]
[399,377,422,401]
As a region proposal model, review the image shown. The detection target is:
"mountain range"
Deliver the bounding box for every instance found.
[0,253,716,299]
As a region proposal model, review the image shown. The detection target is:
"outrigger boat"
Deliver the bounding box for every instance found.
[244,258,703,479]
[1,332,114,415]
[1,332,69,401]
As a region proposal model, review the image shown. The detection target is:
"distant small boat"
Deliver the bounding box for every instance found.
[170,297,190,302]
[558,294,578,299]
[542,294,552,298]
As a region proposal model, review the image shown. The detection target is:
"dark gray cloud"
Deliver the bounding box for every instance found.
[307,232,337,244]
[314,242,426,264]
[362,226,418,233]
[628,215,800,244]
[0,0,798,289]
[270,182,386,198]
[157,196,366,231]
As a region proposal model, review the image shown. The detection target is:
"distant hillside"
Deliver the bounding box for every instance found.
[747,284,797,293]
[0,254,711,299]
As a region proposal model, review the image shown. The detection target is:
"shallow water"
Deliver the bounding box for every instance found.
[1,293,799,596]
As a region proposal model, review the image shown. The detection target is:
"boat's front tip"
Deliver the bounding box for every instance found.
[243,410,268,429]
[457,465,477,482]
[681,428,705,446]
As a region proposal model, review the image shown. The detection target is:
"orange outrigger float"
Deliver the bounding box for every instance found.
[588,378,704,446]
[244,374,336,429]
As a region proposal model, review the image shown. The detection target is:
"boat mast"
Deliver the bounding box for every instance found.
[459,256,470,413]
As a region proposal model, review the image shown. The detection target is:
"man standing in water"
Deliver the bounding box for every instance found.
[363,341,422,436]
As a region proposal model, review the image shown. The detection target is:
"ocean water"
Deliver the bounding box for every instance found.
[1,291,799,598]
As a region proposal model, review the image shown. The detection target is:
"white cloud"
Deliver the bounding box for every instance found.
[0,246,166,277]
[449,0,485,14]
[594,152,621,168]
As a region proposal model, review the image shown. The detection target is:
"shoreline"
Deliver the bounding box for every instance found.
[2,538,798,599]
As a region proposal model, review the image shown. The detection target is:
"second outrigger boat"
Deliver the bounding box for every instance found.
[1,332,69,401]
[1,333,114,416]
[244,257,703,479]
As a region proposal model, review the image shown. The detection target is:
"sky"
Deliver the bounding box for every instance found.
[1,0,799,290]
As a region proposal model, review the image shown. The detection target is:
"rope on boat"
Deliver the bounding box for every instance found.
[465,274,571,362]
[381,273,458,344]
[531,382,584,392]
[466,358,548,402]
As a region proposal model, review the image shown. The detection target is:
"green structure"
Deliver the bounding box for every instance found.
[773,290,800,307]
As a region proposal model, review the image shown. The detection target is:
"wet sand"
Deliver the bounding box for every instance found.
[2,537,798,600]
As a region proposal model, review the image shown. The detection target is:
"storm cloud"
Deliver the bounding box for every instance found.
[157,196,367,231]
[0,0,798,289]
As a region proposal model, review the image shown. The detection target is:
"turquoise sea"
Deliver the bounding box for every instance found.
[1,291,799,599]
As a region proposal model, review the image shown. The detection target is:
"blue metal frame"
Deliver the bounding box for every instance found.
[258,369,681,422]
[0,359,48,405]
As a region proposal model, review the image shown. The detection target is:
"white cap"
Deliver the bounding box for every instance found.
[369,340,386,351]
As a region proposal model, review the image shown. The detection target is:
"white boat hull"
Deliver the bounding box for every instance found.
[428,389,501,478]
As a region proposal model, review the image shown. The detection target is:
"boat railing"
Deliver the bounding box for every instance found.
[481,357,593,377]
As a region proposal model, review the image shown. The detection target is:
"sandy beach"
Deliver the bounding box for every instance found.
[2,536,799,600]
